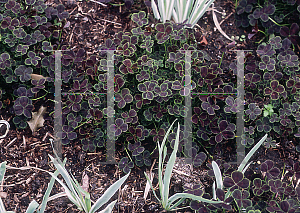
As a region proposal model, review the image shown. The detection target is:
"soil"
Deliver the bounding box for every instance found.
[1,0,300,212]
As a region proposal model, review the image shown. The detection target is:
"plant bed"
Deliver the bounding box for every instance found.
[0,0,300,212]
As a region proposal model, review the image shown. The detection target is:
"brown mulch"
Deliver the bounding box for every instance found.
[1,0,299,212]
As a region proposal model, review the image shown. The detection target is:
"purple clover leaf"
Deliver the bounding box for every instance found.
[269,36,282,49]
[269,113,279,123]
[224,97,243,113]
[67,113,82,128]
[0,53,11,69]
[263,137,277,148]
[201,96,220,115]
[256,43,275,56]
[34,16,47,26]
[62,48,85,65]
[155,22,173,44]
[261,160,280,179]
[245,73,261,89]
[252,3,275,22]
[279,115,292,126]
[241,133,254,146]
[25,0,36,5]
[259,55,276,71]
[223,171,250,191]
[244,126,255,135]
[279,102,292,116]
[134,94,151,109]
[264,80,285,100]
[236,0,253,15]
[150,128,165,142]
[70,79,90,93]
[286,77,300,94]
[13,96,33,118]
[5,0,21,13]
[245,103,262,120]
[128,141,144,156]
[114,74,125,93]
[280,23,300,45]
[89,109,103,120]
[131,11,148,27]
[256,117,272,132]
[92,128,105,147]
[31,30,45,43]
[140,36,154,53]
[66,94,82,112]
[188,148,207,167]
[56,4,69,20]
[119,59,136,75]
[31,78,46,93]
[81,138,96,152]
[12,28,27,39]
[42,41,53,52]
[136,70,150,82]
[121,109,138,124]
[232,189,252,209]
[115,88,133,109]
[152,104,167,121]
[1,17,19,31]
[119,157,134,174]
[13,115,28,129]
[138,81,157,100]
[14,65,33,82]
[135,150,151,167]
[154,83,172,98]
[4,34,17,47]
[25,51,41,66]
[109,118,128,137]
[210,120,236,143]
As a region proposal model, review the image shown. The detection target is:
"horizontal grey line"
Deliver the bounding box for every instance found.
[62,92,107,95]
[191,93,237,95]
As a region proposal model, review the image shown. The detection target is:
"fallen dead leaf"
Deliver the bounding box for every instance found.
[31,74,47,81]
[27,106,47,133]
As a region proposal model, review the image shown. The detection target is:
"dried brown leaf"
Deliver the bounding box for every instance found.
[27,106,47,133]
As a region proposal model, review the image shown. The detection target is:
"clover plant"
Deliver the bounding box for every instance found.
[0,0,69,128]
[235,0,300,41]
[229,35,300,149]
[55,9,243,174]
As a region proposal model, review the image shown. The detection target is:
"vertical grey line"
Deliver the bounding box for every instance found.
[105,50,117,164]
[184,51,192,164]
[54,51,62,161]
[236,50,245,165]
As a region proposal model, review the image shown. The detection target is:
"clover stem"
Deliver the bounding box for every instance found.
[31,92,49,101]
[49,105,68,116]
[125,146,133,162]
[268,17,288,27]
[74,119,92,130]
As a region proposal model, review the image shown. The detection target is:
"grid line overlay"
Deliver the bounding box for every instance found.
[54,50,249,165]
[54,51,62,160]
[236,50,245,165]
